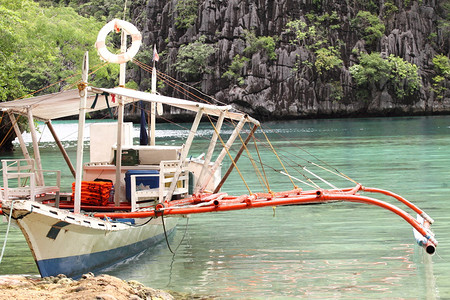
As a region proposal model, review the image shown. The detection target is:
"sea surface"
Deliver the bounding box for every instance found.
[1,116,449,299]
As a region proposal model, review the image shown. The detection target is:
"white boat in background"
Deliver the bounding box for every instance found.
[0,19,437,278]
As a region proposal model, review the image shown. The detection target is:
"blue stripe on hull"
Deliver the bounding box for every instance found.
[36,227,175,278]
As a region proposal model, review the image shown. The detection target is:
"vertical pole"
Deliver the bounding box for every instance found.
[46,120,76,178]
[8,112,31,161]
[74,51,89,214]
[27,108,44,186]
[114,28,127,206]
[194,111,225,193]
[164,108,204,201]
[150,55,157,146]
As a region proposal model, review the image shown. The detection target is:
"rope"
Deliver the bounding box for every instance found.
[208,115,252,195]
[258,122,358,184]
[133,59,220,106]
[260,125,296,188]
[252,133,271,192]
[161,213,174,254]
[0,114,21,149]
[133,58,354,191]
[161,213,190,255]
[232,120,269,193]
[0,201,15,264]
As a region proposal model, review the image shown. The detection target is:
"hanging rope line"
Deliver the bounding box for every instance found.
[251,133,272,192]
[0,114,21,149]
[230,119,270,193]
[259,125,296,188]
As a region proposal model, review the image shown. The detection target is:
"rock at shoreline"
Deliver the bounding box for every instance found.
[0,274,174,300]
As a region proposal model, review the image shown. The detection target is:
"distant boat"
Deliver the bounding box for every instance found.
[0,19,437,279]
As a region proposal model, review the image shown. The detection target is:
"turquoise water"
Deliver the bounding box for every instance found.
[1,116,450,299]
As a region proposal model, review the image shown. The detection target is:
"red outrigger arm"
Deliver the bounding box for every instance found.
[94,184,437,255]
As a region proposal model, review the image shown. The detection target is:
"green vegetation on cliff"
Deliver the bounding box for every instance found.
[0,0,118,102]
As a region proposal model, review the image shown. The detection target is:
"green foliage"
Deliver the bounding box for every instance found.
[222,55,249,85]
[352,11,385,45]
[383,0,398,17]
[432,54,450,76]
[175,0,198,29]
[314,46,343,74]
[330,80,343,101]
[350,52,421,99]
[243,31,277,60]
[174,36,215,77]
[38,0,127,22]
[0,3,26,101]
[0,0,118,102]
[285,20,311,46]
[387,55,421,98]
[349,53,388,85]
[356,0,378,14]
[285,14,343,75]
[431,54,450,100]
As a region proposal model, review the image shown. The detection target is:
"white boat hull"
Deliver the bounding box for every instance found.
[3,200,177,278]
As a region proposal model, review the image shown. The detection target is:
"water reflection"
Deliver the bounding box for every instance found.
[2,116,449,299]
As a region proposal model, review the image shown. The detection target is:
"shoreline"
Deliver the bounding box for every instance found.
[0,273,205,300]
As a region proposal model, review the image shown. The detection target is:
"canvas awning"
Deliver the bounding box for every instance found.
[0,87,259,125]
[0,89,112,121]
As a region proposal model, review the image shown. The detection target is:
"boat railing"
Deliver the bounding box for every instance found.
[129,160,188,211]
[1,159,61,204]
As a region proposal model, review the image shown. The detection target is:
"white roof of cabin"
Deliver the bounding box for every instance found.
[0,87,259,125]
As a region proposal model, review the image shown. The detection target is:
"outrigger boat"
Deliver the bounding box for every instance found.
[0,20,437,278]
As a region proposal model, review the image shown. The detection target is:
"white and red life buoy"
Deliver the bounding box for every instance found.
[95,19,142,64]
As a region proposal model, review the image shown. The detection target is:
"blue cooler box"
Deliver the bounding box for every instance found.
[125,170,159,200]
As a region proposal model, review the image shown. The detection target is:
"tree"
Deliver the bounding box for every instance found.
[350,52,421,99]
[0,0,116,151]
[174,36,215,81]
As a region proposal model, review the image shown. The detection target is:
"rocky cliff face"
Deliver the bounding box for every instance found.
[128,0,449,119]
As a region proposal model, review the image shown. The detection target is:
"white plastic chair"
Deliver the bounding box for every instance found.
[130,160,189,211]
[2,159,60,205]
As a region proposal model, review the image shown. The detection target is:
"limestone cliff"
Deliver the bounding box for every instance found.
[128,0,449,119]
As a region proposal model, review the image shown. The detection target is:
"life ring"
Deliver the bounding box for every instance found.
[95,19,142,64]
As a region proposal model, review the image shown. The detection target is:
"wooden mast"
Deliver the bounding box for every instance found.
[74,51,89,214]
[114,28,127,206]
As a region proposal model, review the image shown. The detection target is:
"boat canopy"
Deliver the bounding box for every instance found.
[0,87,259,125]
